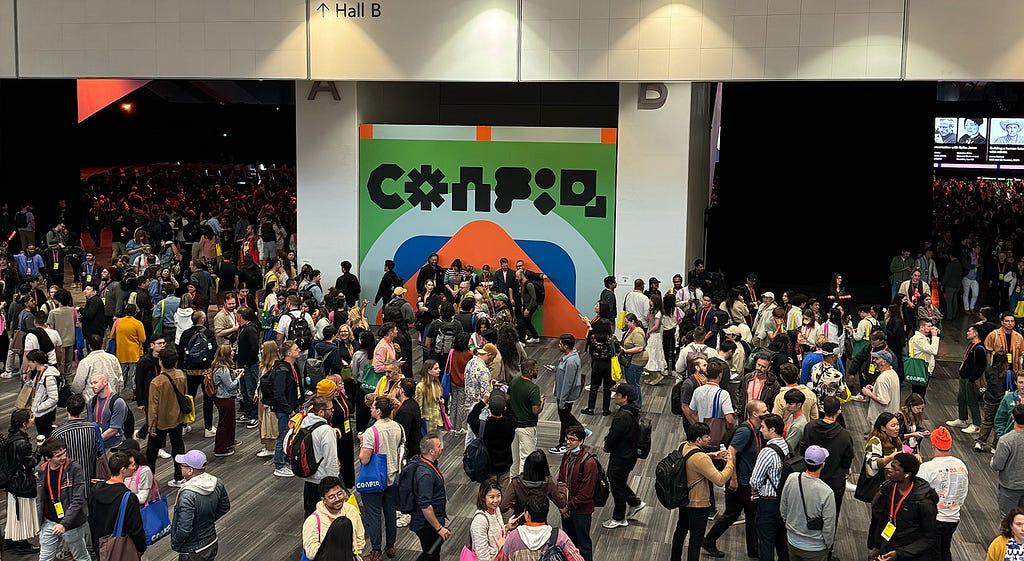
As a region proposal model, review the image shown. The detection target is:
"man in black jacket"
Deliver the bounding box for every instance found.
[394,378,422,460]
[335,260,361,308]
[468,392,518,489]
[236,307,262,427]
[90,451,147,556]
[373,259,403,307]
[798,396,854,521]
[601,383,645,530]
[415,253,443,299]
[270,343,302,477]
[79,282,106,343]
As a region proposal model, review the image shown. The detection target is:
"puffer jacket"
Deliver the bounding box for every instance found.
[170,472,231,554]
[867,476,939,559]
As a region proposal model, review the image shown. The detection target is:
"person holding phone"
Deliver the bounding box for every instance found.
[548,335,582,455]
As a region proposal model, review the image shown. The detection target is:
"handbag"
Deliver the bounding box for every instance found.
[441,405,453,431]
[616,310,626,330]
[106,318,119,354]
[98,492,142,561]
[135,473,171,545]
[10,330,25,355]
[797,474,825,531]
[460,545,479,561]
[162,372,196,423]
[854,454,885,503]
[14,383,35,410]
[610,351,623,382]
[440,350,453,401]
[354,425,388,493]
[904,346,930,386]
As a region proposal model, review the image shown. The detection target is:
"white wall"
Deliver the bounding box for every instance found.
[295,81,359,287]
[0,0,14,77]
[614,82,691,303]
[905,0,1024,79]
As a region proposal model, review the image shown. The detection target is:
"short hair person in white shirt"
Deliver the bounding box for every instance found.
[918,427,968,561]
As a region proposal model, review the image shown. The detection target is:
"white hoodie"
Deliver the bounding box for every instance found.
[174,307,194,344]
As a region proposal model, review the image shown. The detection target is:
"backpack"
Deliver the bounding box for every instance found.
[184,329,215,369]
[684,350,709,377]
[91,394,135,440]
[286,312,313,351]
[579,453,610,507]
[288,418,328,477]
[0,433,35,497]
[809,360,847,410]
[259,366,279,408]
[433,319,461,358]
[304,347,333,394]
[0,433,11,489]
[463,419,491,482]
[590,336,613,361]
[14,211,27,229]
[395,458,423,514]
[670,377,692,417]
[537,528,569,561]
[767,443,805,496]
[634,411,653,459]
[655,448,700,509]
[530,278,546,305]
[203,371,217,397]
[383,299,406,324]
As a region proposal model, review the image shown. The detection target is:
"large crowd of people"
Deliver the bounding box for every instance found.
[1,174,1023,561]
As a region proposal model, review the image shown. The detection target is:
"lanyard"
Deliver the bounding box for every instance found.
[94,393,112,424]
[699,309,711,326]
[962,342,978,364]
[421,458,444,485]
[750,377,764,401]
[47,462,66,503]
[52,249,58,264]
[889,482,914,522]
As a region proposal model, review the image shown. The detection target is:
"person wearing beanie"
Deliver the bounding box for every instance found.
[780,445,836,560]
[918,427,969,561]
[316,378,337,397]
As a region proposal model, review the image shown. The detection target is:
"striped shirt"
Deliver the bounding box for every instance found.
[750,437,788,498]
[51,418,104,489]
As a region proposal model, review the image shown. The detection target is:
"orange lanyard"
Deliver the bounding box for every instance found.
[750,377,764,401]
[962,342,978,364]
[46,462,66,503]
[421,458,444,485]
[94,393,112,424]
[889,482,913,522]
[699,309,711,326]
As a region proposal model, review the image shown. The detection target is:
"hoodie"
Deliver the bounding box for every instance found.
[868,477,940,559]
[170,472,231,554]
[302,499,365,559]
[89,481,146,555]
[173,307,194,344]
[798,418,855,492]
[497,524,585,561]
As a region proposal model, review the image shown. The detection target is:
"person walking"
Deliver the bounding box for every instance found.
[146,347,188,487]
[779,446,836,561]
[918,427,969,561]
[750,413,790,561]
[269,341,302,477]
[508,358,544,477]
[89,451,147,557]
[992,403,1024,515]
[170,450,232,561]
[556,425,599,561]
[411,436,449,561]
[549,334,582,454]
[359,396,405,561]
[948,324,986,434]
[601,383,646,529]
[37,438,90,561]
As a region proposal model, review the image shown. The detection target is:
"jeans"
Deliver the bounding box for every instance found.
[274,412,290,469]
[587,359,613,413]
[977,401,1001,450]
[957,378,981,425]
[937,520,958,561]
[557,402,580,447]
[890,280,900,302]
[39,519,90,561]
[704,484,757,556]
[756,499,789,561]
[625,363,643,409]
[962,277,979,311]
[944,289,959,320]
[414,526,442,561]
[670,507,710,561]
[607,458,641,521]
[362,485,398,551]
[146,424,185,481]
[512,426,537,477]
[240,364,259,419]
[562,514,593,561]
[999,486,1024,516]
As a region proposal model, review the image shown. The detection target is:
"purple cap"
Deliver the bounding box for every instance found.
[804,445,829,466]
[174,450,207,469]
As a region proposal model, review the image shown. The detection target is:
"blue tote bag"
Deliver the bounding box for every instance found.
[131,469,171,545]
[354,426,388,494]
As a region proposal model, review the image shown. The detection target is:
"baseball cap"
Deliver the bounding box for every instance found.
[610,382,636,401]
[393,287,407,296]
[762,291,775,300]
[870,349,894,365]
[174,450,208,470]
[930,426,952,451]
[477,343,498,356]
[804,445,829,466]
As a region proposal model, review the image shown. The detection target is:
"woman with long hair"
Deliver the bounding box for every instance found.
[621,313,649,408]
[350,331,376,433]
[210,343,240,456]
[415,359,444,436]
[3,409,39,555]
[346,306,369,339]
[826,273,850,309]
[865,412,903,480]
[661,293,680,372]
[470,479,506,561]
[895,393,927,453]
[719,287,749,326]
[416,279,443,342]
[495,322,524,382]
[256,340,280,457]
[499,450,567,518]
[643,292,667,385]
[470,316,491,351]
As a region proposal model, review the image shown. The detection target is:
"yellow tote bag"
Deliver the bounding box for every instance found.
[182,395,196,424]
[616,310,626,330]
[610,354,623,382]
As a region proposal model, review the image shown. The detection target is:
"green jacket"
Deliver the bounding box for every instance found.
[995,390,1022,437]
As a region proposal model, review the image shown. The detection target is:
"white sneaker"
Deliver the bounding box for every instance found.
[0,371,15,379]
[626,501,647,518]
[256,449,275,458]
[974,442,985,452]
[961,424,980,434]
[526,337,541,344]
[273,467,294,477]
[396,513,411,527]
[845,481,858,493]
[167,479,185,488]
[158,449,171,459]
[204,428,217,438]
[992,447,998,455]
[602,518,628,529]
[184,425,193,433]
[947,419,968,428]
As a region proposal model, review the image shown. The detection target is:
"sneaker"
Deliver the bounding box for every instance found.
[708,510,718,520]
[214,450,235,457]
[237,416,251,424]
[584,428,593,440]
[158,449,171,459]
[365,550,383,561]
[274,467,295,477]
[549,445,567,454]
[167,478,185,488]
[527,337,541,344]
[205,428,217,438]
[961,424,980,434]
[584,384,593,392]
[580,408,596,415]
[602,518,628,529]
[396,513,411,527]
[992,447,998,455]
[246,419,259,429]
[256,449,275,458]
[625,501,647,518]
[453,428,467,436]
[184,425,193,433]
[0,371,14,379]
[232,440,242,446]
[975,442,985,452]
[602,410,612,416]
[947,419,968,428]
[701,544,726,558]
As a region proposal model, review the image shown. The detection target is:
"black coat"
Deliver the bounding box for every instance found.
[868,477,939,558]
[81,295,106,338]
[468,401,518,475]
[374,270,403,306]
[604,403,640,464]
[90,481,147,555]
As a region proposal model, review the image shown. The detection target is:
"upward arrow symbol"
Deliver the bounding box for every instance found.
[316,2,329,17]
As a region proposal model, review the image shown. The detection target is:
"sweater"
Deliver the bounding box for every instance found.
[302,499,365,559]
[985,535,1024,561]
[993,428,1024,490]
[470,509,505,561]
[114,315,147,363]
[996,391,1023,437]
[779,472,836,551]
[797,419,855,492]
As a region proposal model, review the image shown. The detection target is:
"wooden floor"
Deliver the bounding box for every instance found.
[1,328,997,561]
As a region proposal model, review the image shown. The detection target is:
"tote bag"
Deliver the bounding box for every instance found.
[610,352,623,382]
[131,470,171,545]
[99,492,142,561]
[354,425,388,494]
[854,455,885,503]
[904,346,929,387]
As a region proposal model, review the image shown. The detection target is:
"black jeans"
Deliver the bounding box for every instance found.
[756,499,789,561]
[704,484,757,556]
[557,402,580,447]
[607,458,641,520]
[670,507,710,561]
[303,481,319,518]
[562,514,593,561]
[663,327,677,371]
[937,521,958,561]
[185,372,215,430]
[35,410,56,438]
[413,527,442,561]
[146,424,185,481]
[587,359,613,413]
[518,310,540,342]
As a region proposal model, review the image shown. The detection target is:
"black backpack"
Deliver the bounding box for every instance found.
[91,394,135,441]
[634,412,653,459]
[537,528,568,561]
[286,312,313,351]
[578,453,610,508]
[395,458,423,514]
[0,432,11,490]
[767,443,806,496]
[670,378,690,416]
[304,347,333,394]
[655,448,700,509]
[14,211,28,229]
[184,329,215,368]
[530,278,546,305]
[433,319,461,358]
[288,418,328,477]
[383,299,406,324]
[463,419,491,482]
[0,433,35,498]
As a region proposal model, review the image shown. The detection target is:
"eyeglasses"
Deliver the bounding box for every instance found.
[325,492,346,502]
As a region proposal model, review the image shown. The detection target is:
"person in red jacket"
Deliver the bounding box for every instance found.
[556,425,598,561]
